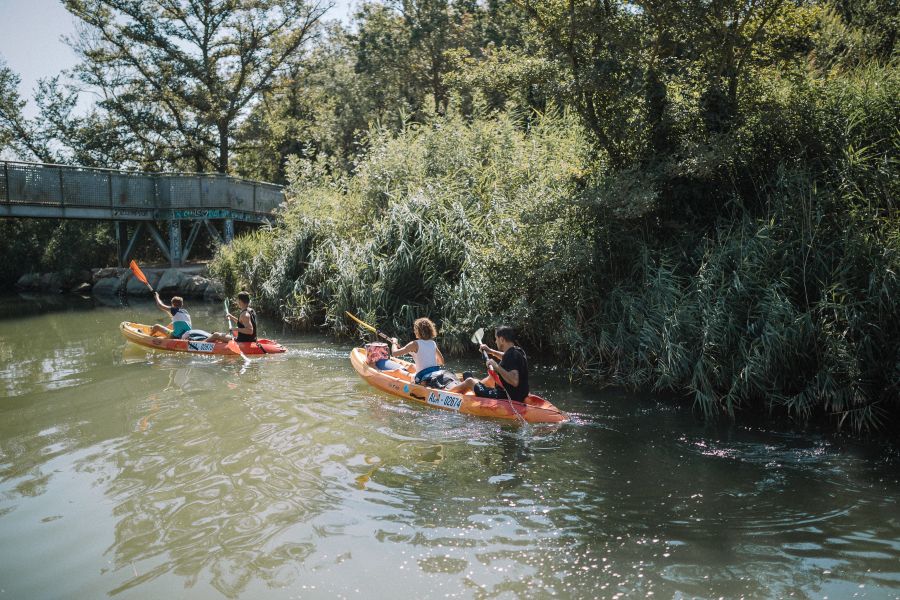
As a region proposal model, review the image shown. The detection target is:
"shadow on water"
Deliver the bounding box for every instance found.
[0,291,103,320]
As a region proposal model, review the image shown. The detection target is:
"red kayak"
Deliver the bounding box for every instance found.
[120,321,285,355]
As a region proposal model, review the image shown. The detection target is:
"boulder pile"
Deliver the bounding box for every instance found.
[14,267,224,301]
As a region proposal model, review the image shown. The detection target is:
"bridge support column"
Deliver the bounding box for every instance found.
[168,221,182,266]
[116,221,145,266]
[181,220,203,263]
[224,218,234,243]
[114,221,127,266]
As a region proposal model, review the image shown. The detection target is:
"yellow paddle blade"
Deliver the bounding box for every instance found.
[345,311,378,334]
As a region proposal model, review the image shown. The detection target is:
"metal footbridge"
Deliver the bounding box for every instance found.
[0,160,285,265]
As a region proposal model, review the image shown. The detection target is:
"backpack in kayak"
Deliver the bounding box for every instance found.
[365,342,390,366]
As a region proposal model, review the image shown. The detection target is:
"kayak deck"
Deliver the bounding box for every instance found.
[120,321,286,355]
[350,347,567,424]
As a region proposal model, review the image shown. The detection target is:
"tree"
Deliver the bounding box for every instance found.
[0,61,54,161]
[64,0,330,173]
[234,1,514,181]
[513,1,647,166]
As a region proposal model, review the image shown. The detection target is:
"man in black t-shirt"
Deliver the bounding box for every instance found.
[451,326,529,401]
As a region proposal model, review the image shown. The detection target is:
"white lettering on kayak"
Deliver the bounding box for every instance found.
[187,341,215,353]
[426,391,462,411]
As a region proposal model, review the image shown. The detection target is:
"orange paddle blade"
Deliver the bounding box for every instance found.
[226,339,244,358]
[129,260,151,288]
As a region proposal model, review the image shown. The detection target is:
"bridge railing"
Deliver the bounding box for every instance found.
[0,160,285,217]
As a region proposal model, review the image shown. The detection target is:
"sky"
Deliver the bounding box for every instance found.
[0,0,358,119]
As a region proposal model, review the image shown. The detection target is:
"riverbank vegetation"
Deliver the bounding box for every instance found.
[2,1,897,432]
[211,0,899,433]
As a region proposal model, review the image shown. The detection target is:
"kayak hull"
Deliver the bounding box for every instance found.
[350,347,567,424]
[120,321,286,355]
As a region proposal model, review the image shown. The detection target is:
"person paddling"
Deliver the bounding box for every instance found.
[454,326,529,402]
[150,293,192,339]
[390,317,458,389]
[205,291,256,343]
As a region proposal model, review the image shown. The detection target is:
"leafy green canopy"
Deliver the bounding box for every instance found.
[212,71,898,432]
[62,0,328,173]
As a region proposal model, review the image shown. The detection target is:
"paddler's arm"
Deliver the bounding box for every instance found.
[479,344,503,360]
[234,312,253,335]
[154,292,170,314]
[436,347,445,366]
[390,338,418,357]
[487,358,519,387]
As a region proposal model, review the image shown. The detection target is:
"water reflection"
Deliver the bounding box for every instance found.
[0,295,898,599]
[91,359,332,597]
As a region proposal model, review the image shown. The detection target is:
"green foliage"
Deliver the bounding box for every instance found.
[214,109,591,349]
[232,0,537,180]
[213,66,898,433]
[5,0,899,434]
[63,0,327,173]
[0,219,116,287]
[0,60,24,156]
[568,176,898,432]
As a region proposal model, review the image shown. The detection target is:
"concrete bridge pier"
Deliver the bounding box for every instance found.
[224,218,234,243]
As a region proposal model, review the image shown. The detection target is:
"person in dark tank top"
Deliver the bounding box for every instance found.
[205,291,257,343]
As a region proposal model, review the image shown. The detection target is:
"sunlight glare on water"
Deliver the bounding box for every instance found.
[0,295,898,599]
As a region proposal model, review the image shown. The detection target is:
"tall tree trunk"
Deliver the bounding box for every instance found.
[645,65,671,157]
[217,121,229,174]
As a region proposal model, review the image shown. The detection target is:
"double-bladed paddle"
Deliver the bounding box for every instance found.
[472,327,506,391]
[345,311,393,343]
[222,299,247,359]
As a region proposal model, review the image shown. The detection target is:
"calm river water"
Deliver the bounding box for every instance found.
[0,294,898,599]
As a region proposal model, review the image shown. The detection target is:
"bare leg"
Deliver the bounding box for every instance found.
[150,324,171,337]
[446,379,474,394]
[447,376,491,394]
[204,332,234,342]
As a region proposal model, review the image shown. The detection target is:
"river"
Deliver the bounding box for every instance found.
[0,294,898,599]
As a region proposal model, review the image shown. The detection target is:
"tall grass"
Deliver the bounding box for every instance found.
[210,67,898,434]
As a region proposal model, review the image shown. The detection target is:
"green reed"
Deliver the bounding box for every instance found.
[211,67,898,433]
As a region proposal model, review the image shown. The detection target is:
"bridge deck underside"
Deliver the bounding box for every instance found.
[0,203,270,223]
[1,161,285,266]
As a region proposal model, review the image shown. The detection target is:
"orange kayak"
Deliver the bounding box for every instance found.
[350,347,567,424]
[120,321,286,355]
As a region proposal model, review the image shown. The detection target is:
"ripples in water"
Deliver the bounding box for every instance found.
[0,299,899,599]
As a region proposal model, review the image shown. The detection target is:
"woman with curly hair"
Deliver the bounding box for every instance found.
[390,317,458,389]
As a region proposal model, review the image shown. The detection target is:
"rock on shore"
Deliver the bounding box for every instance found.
[14,267,224,301]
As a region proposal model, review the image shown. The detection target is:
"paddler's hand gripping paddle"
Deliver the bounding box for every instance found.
[472,327,507,391]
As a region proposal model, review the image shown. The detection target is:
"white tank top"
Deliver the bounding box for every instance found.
[170,307,192,326]
[412,339,439,372]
